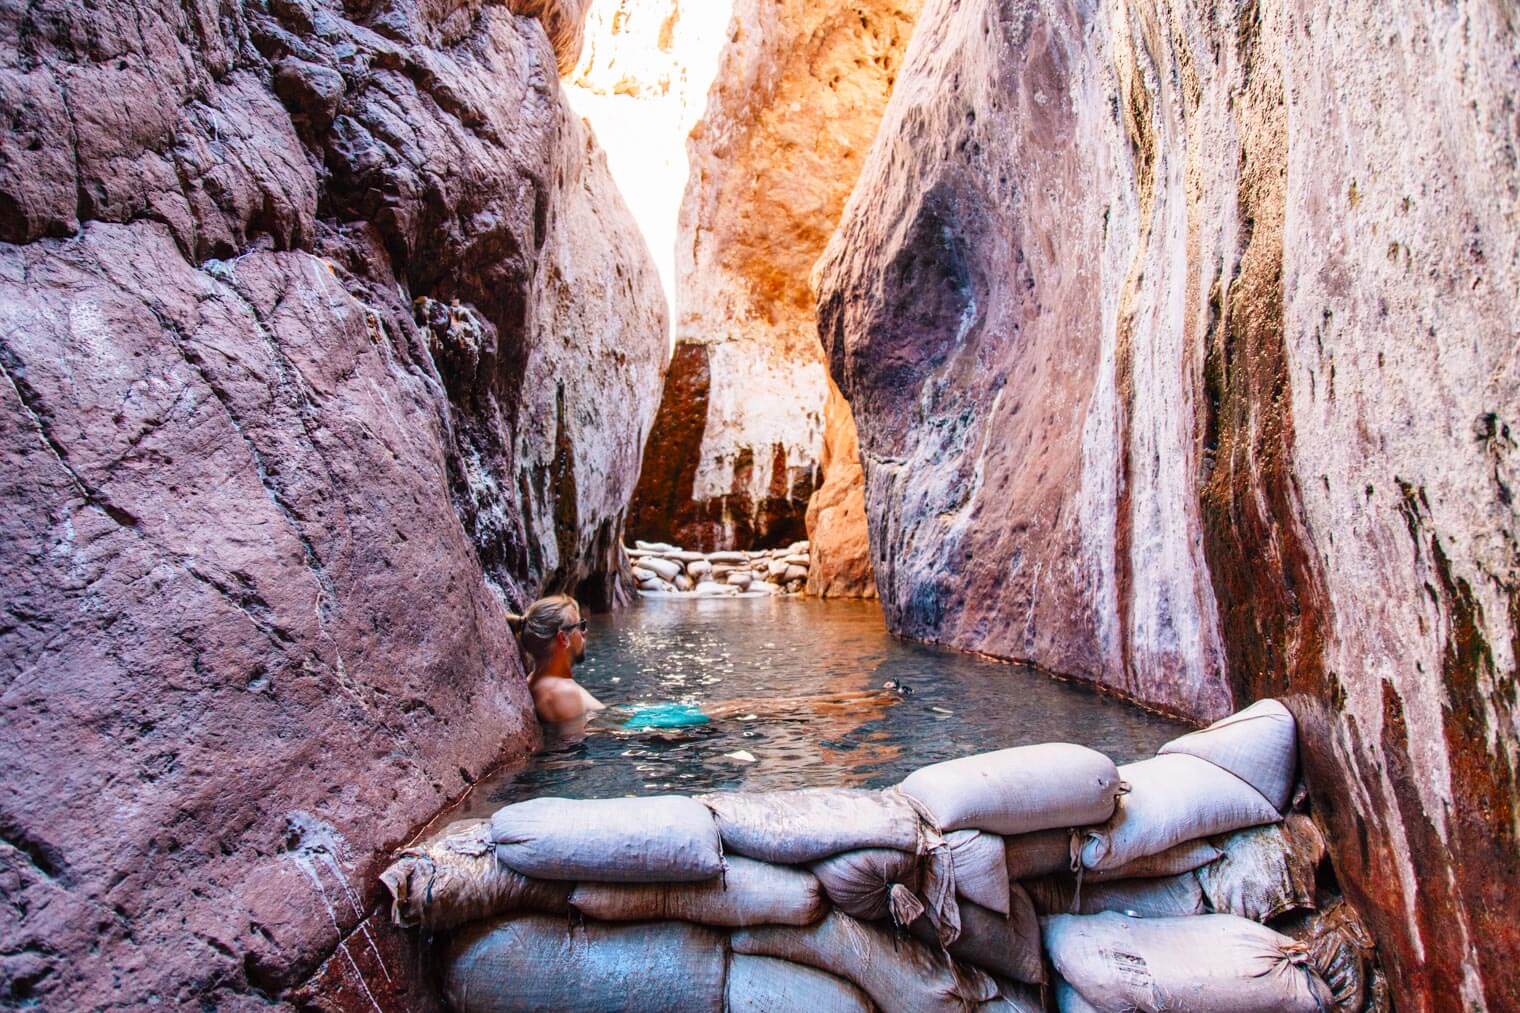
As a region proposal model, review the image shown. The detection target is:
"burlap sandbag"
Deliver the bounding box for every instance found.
[1198,813,1324,921]
[1080,754,1280,872]
[733,911,999,1013]
[490,795,724,882]
[910,887,1045,986]
[980,975,1046,1013]
[444,915,726,1013]
[1044,912,1336,1013]
[1053,979,1102,1013]
[900,743,1122,835]
[1024,870,1206,918]
[946,830,1011,915]
[1003,828,1079,880]
[1158,699,1297,811]
[1085,837,1220,882]
[1276,897,1378,1012]
[726,955,872,1013]
[810,847,923,926]
[700,787,923,864]
[378,820,570,930]
[570,855,825,927]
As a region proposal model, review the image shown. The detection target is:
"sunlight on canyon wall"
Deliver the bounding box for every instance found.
[565,0,734,335]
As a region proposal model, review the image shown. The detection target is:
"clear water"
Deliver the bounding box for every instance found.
[445,597,1191,822]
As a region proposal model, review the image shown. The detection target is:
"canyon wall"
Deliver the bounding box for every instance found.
[807,377,878,598]
[626,0,918,552]
[816,0,1519,1007]
[0,0,665,1007]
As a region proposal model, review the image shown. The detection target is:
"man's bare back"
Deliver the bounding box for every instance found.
[530,674,605,724]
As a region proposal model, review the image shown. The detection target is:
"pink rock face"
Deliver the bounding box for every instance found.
[0,0,664,1008]
[817,1,1518,1007]
[628,0,919,550]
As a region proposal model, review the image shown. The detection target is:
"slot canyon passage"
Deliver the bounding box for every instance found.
[0,0,1517,1009]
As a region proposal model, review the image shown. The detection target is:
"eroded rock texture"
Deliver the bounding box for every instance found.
[806,377,877,598]
[626,0,919,551]
[0,0,665,1007]
[817,0,1519,1007]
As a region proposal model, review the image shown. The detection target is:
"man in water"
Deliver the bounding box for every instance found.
[507,592,902,728]
[506,594,606,723]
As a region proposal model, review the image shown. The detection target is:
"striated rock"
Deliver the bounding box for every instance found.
[807,377,877,597]
[627,0,921,550]
[0,0,663,1008]
[817,0,1518,1007]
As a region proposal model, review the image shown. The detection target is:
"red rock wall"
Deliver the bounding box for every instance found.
[806,377,877,598]
[816,0,1519,1006]
[0,0,665,1007]
[627,0,919,550]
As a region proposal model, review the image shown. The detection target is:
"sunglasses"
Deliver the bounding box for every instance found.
[562,619,589,633]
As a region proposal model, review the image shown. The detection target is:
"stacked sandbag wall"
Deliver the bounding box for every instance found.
[382,700,1382,1012]
[627,539,812,596]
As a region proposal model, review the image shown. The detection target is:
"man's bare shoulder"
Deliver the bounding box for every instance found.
[532,679,588,722]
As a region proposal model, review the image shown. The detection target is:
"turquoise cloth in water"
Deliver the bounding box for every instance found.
[621,703,711,729]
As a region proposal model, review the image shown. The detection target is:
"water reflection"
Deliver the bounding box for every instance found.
[447,596,1191,821]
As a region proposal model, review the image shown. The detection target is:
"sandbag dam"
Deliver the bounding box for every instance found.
[0,1,1515,1011]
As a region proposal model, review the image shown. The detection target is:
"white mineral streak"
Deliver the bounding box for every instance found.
[692,340,827,506]
[1283,6,1519,993]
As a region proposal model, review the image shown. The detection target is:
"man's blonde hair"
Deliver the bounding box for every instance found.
[505,594,581,673]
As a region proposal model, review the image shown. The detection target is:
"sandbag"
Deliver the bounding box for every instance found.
[979,976,1046,1013]
[810,847,922,926]
[1024,871,1206,918]
[910,888,1045,985]
[1158,698,1298,811]
[947,830,1011,915]
[1080,754,1280,872]
[1085,837,1220,882]
[1003,828,1078,880]
[700,787,923,864]
[1053,980,1102,1013]
[1044,912,1336,1013]
[900,743,1122,835]
[1198,813,1324,921]
[570,855,824,927]
[1276,898,1378,1012]
[490,795,724,882]
[378,819,570,930]
[733,911,999,1013]
[445,915,726,1013]
[725,955,872,1013]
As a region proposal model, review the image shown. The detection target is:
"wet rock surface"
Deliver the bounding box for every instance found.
[816,0,1519,1006]
[0,0,664,1007]
[627,0,919,551]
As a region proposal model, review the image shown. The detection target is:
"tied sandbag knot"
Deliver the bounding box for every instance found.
[887,882,925,929]
[1265,940,1337,1013]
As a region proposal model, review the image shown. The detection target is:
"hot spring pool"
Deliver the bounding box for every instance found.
[444,596,1191,822]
